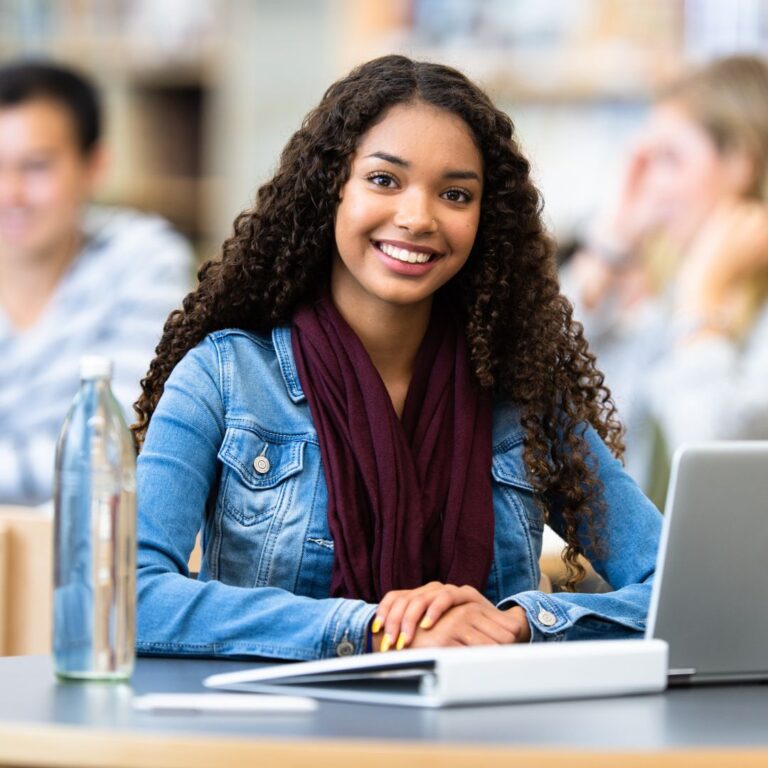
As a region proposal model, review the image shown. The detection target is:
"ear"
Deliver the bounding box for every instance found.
[723,145,757,197]
[83,142,108,192]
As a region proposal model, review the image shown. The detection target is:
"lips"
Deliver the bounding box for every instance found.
[371,240,444,277]
[373,239,443,264]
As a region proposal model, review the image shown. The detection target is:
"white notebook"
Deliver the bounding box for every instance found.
[204,639,668,708]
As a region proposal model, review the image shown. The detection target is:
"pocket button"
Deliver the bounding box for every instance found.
[253,455,271,474]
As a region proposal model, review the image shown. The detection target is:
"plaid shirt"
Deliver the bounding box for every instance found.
[0,206,194,505]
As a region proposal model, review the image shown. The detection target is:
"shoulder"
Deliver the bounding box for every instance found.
[180,328,275,377]
[490,400,621,478]
[491,399,525,449]
[81,205,194,270]
[177,327,308,425]
[159,328,279,418]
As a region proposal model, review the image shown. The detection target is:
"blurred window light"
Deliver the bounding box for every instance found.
[685,0,768,60]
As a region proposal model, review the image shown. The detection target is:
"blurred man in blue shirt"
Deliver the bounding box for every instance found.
[0,60,194,504]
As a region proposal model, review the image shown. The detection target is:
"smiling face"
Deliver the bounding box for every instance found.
[331,100,483,315]
[0,98,100,265]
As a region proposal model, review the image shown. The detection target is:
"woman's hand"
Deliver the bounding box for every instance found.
[409,603,531,648]
[674,200,768,336]
[589,135,664,259]
[371,582,530,651]
[569,136,662,312]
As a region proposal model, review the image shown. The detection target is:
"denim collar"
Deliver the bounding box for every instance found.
[271,326,306,403]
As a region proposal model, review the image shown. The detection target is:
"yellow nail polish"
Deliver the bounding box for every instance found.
[419,616,433,630]
[371,617,383,634]
[380,634,392,653]
[396,632,407,651]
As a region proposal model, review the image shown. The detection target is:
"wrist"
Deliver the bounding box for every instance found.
[584,235,633,268]
[503,605,532,643]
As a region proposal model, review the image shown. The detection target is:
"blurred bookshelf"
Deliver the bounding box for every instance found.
[0,0,338,258]
[1,0,766,252]
[337,0,768,239]
[0,0,222,256]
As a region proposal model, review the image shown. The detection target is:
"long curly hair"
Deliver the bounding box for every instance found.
[133,55,624,590]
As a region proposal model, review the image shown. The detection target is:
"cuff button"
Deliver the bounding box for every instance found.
[336,640,355,657]
[537,609,557,627]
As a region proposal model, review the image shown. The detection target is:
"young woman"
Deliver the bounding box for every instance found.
[565,56,768,499]
[133,55,661,660]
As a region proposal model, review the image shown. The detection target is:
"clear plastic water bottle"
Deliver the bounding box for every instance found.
[53,356,136,680]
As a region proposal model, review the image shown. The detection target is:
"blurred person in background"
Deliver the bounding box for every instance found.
[564,55,768,503]
[0,60,194,506]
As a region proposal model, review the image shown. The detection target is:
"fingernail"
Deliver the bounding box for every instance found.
[419,616,433,630]
[395,632,407,651]
[380,634,392,653]
[371,617,383,634]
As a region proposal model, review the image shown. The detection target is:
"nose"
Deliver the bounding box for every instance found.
[393,188,437,234]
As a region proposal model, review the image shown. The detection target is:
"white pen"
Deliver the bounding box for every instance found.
[132,692,317,714]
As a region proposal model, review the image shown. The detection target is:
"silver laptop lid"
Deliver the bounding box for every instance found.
[646,442,768,683]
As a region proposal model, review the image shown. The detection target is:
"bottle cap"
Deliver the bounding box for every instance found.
[80,356,113,380]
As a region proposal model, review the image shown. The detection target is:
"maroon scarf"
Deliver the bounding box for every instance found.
[291,295,494,602]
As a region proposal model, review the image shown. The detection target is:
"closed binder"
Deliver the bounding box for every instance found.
[204,639,668,708]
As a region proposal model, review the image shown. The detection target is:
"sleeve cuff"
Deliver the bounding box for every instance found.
[497,591,571,642]
[322,600,378,658]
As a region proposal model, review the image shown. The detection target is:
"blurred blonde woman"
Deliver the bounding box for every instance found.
[564,55,768,501]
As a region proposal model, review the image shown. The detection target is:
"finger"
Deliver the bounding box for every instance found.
[399,593,441,646]
[454,627,501,647]
[419,585,490,631]
[371,590,406,636]
[382,583,450,648]
[417,590,461,631]
[373,585,434,635]
[375,583,454,648]
[410,618,497,649]
[396,585,475,647]
[429,605,511,647]
[385,593,433,651]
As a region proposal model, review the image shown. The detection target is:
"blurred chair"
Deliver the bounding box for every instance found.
[0,507,53,656]
[0,508,203,656]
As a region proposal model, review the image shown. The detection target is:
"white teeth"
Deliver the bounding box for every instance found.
[378,242,433,264]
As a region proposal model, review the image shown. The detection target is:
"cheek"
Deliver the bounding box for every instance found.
[28,170,80,211]
[674,162,724,218]
[449,213,481,255]
[27,175,60,207]
[648,155,720,211]
[335,195,368,239]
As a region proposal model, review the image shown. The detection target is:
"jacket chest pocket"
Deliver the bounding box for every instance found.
[217,426,305,527]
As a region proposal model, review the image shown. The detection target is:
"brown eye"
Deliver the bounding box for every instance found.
[443,188,471,203]
[366,172,398,188]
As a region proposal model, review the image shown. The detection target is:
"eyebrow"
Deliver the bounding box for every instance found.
[364,151,481,182]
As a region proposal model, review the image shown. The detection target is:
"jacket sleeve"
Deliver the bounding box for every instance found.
[136,336,376,660]
[497,424,662,641]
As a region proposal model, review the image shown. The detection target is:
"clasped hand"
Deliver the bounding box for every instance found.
[371,582,531,652]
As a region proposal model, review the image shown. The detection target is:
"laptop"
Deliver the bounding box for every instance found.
[646,441,768,685]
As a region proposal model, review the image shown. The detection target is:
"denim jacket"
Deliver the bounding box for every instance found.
[137,327,662,660]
